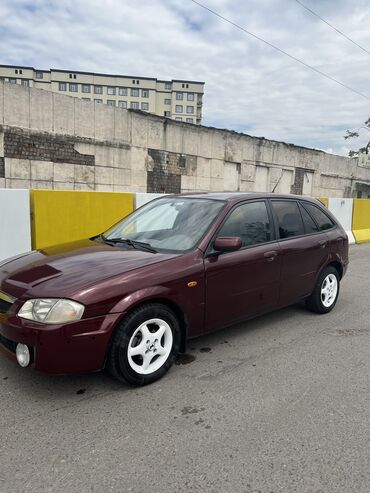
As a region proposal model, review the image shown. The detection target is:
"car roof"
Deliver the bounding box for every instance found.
[171,192,321,204]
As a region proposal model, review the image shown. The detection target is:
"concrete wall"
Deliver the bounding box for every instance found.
[1,80,370,197]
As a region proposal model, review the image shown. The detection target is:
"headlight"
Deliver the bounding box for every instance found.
[18,299,85,324]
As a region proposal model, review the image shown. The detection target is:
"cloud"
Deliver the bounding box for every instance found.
[1,0,370,155]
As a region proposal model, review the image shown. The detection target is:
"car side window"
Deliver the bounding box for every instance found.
[271,200,304,239]
[302,203,335,231]
[218,201,271,247]
[299,203,319,234]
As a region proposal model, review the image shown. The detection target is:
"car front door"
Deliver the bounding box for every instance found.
[204,200,282,332]
[270,199,330,306]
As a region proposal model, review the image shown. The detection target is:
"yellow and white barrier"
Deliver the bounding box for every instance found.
[0,189,31,262]
[1,190,370,263]
[352,199,370,244]
[30,190,134,250]
[327,198,355,244]
[135,193,165,209]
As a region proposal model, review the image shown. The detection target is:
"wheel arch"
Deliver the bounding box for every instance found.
[326,260,343,279]
[107,297,188,360]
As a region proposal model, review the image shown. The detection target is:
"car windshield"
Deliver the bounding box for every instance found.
[103,197,225,253]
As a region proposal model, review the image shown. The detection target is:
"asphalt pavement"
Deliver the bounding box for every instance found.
[0,244,369,493]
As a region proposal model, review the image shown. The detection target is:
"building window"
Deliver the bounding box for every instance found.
[131,88,139,97]
[142,89,149,98]
[35,71,43,79]
[176,92,183,100]
[119,87,127,96]
[73,74,77,79]
[141,102,149,111]
[15,69,18,74]
[21,79,29,87]
[164,99,171,105]
[82,97,90,101]
[187,93,194,101]
[107,100,116,106]
[175,117,182,121]
[164,110,171,117]
[20,69,23,74]
[82,84,91,93]
[69,83,78,92]
[119,101,127,109]
[175,105,183,113]
[165,82,171,90]
[186,118,193,123]
[94,99,102,103]
[186,106,194,114]
[131,102,139,109]
[8,78,17,84]
[107,86,116,95]
[59,82,67,91]
[94,86,102,94]
[69,74,72,79]
[132,79,140,84]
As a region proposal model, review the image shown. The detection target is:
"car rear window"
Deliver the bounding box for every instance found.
[271,200,304,239]
[302,203,335,231]
[299,203,319,234]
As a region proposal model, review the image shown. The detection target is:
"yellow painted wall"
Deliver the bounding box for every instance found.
[352,199,370,244]
[31,190,134,249]
[318,197,328,207]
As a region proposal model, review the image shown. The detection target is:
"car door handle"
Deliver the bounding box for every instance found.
[264,251,278,262]
[318,240,327,249]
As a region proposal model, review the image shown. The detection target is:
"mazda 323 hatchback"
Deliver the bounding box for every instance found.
[0,193,348,385]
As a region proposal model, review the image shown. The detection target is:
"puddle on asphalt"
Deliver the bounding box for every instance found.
[175,353,196,365]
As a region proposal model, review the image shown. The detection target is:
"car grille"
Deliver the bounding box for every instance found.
[0,333,17,354]
[0,291,15,314]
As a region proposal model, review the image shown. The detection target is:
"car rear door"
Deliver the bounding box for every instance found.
[270,199,330,306]
[204,200,282,332]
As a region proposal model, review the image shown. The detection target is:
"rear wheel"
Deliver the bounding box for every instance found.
[306,266,340,314]
[107,303,181,385]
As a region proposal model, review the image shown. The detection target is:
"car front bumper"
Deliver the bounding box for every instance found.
[0,311,122,374]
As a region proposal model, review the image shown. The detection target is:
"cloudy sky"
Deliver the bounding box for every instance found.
[1,0,370,155]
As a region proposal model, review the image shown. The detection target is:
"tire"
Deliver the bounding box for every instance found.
[106,303,181,386]
[306,266,340,314]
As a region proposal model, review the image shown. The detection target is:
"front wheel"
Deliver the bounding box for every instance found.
[306,266,340,314]
[107,303,181,386]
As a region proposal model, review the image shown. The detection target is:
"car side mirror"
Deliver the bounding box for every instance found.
[214,236,242,252]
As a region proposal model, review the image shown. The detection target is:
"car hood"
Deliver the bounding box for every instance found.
[0,239,178,299]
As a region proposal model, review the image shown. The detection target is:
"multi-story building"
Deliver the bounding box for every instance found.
[0,64,204,124]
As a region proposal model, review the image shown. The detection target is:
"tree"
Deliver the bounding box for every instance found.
[344,118,370,157]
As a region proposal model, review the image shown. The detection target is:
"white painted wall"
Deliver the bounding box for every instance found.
[0,189,32,262]
[328,198,355,244]
[135,193,166,209]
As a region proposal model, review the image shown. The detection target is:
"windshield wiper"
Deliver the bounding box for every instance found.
[101,236,157,253]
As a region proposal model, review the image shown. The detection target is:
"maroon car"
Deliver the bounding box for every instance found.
[0,193,348,385]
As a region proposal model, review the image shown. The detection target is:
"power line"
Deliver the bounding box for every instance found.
[295,0,370,56]
[189,0,370,101]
